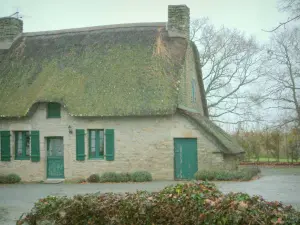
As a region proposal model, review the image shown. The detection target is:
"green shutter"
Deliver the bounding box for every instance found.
[105,129,115,161]
[47,103,61,118]
[1,131,11,161]
[76,129,85,161]
[31,131,40,162]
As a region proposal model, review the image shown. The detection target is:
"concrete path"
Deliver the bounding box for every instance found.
[1,167,300,225]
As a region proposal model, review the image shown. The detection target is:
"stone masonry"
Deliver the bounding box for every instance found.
[167,5,190,39]
[0,17,23,49]
[0,103,237,182]
[178,42,205,114]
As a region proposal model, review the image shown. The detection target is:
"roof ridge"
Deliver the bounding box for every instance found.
[23,22,166,37]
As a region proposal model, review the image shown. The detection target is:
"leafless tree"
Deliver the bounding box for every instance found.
[265,0,300,32]
[264,27,300,128]
[191,18,265,124]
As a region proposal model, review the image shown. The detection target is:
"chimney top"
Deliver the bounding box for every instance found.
[167,5,190,39]
[0,17,23,50]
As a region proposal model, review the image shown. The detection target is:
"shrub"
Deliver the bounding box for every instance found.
[19,181,300,225]
[116,172,131,182]
[77,178,86,183]
[99,172,119,183]
[194,167,260,181]
[130,171,152,182]
[194,170,216,181]
[87,174,100,183]
[0,174,21,184]
[0,175,7,184]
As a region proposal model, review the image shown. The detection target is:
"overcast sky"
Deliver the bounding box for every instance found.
[1,0,288,43]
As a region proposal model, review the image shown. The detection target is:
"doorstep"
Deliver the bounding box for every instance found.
[43,179,65,184]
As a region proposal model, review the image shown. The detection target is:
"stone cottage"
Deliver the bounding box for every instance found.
[0,5,244,181]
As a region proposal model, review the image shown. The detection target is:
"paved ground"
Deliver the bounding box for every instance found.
[1,167,300,225]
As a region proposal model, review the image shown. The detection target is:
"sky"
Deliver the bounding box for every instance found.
[0,0,288,43]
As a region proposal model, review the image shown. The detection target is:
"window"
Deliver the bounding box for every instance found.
[88,129,105,159]
[47,103,61,118]
[15,131,30,160]
[192,79,196,102]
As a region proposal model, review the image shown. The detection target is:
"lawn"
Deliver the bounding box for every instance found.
[246,157,292,162]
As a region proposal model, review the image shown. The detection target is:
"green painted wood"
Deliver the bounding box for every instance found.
[0,131,11,161]
[76,129,85,161]
[47,103,61,118]
[88,129,104,159]
[95,130,100,158]
[174,138,198,180]
[31,131,40,162]
[47,137,64,178]
[105,129,115,161]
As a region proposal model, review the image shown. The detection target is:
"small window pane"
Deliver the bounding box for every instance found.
[25,131,30,156]
[99,130,104,156]
[17,133,22,156]
[89,129,104,159]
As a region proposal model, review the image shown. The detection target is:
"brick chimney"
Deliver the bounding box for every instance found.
[167,5,190,39]
[0,17,23,50]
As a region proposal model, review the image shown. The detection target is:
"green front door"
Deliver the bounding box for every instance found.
[174,138,198,180]
[47,137,64,178]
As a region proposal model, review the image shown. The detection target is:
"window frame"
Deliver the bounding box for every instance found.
[47,103,61,118]
[88,129,105,159]
[191,79,196,103]
[14,131,31,160]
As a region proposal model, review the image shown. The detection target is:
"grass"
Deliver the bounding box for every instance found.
[245,157,291,162]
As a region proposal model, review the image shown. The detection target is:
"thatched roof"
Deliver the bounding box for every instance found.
[179,109,244,155]
[0,23,187,117]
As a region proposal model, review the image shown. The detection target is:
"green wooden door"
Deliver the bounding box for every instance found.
[47,137,64,178]
[174,138,198,180]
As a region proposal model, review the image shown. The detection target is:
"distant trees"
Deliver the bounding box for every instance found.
[234,128,300,163]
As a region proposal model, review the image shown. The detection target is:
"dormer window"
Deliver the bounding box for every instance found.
[47,103,61,118]
[192,79,196,103]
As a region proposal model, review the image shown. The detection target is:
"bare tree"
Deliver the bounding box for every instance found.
[265,0,300,32]
[191,18,265,124]
[265,27,300,128]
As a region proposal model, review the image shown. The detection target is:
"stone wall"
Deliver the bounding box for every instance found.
[178,42,205,115]
[0,17,23,49]
[0,103,235,181]
[167,5,190,39]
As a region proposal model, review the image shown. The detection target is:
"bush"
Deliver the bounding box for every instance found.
[19,181,300,225]
[194,167,260,181]
[87,174,100,183]
[6,173,21,183]
[0,174,21,184]
[100,172,119,183]
[77,178,86,183]
[130,171,152,182]
[116,172,131,182]
[0,175,7,184]
[194,170,216,181]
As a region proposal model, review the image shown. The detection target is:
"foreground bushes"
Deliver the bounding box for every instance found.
[19,181,300,225]
[0,173,21,184]
[194,167,261,181]
[87,171,152,183]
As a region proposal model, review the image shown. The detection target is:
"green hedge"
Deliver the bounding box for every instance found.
[87,174,100,183]
[194,167,261,181]
[0,173,21,184]
[130,171,152,182]
[87,171,152,183]
[19,181,300,225]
